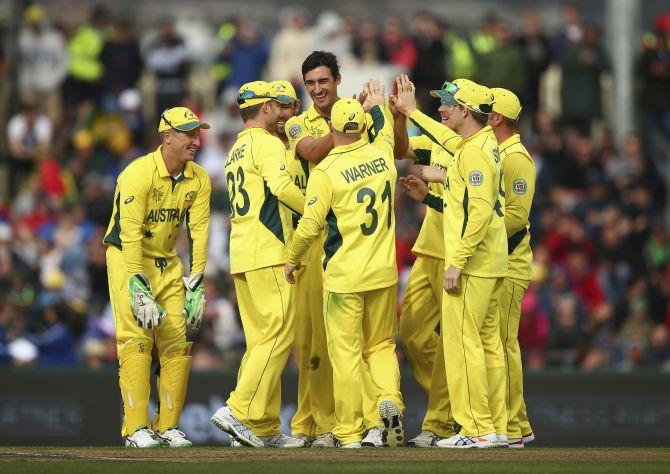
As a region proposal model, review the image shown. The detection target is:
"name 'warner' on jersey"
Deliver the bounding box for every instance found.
[442,125,507,278]
[103,146,211,275]
[225,127,305,274]
[288,106,397,293]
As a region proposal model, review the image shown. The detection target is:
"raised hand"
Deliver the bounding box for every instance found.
[361,78,385,112]
[389,74,417,117]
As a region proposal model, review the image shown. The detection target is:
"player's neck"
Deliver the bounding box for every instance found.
[315,98,338,119]
[493,126,516,145]
[162,149,186,177]
[458,120,484,140]
[332,133,359,148]
[243,116,268,132]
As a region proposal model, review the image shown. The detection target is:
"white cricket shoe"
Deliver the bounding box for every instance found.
[508,438,524,448]
[340,441,362,449]
[436,433,497,449]
[379,400,404,447]
[157,428,193,448]
[312,432,336,448]
[259,433,306,448]
[407,430,442,448]
[495,433,509,448]
[211,405,263,448]
[293,434,315,447]
[522,432,535,445]
[361,426,384,447]
[125,428,161,448]
[230,437,243,448]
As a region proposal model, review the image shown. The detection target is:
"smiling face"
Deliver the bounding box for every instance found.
[438,103,458,129]
[303,66,340,114]
[276,101,300,137]
[164,128,201,163]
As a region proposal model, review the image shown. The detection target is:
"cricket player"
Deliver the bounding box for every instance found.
[210,81,306,448]
[392,78,479,447]
[285,90,404,448]
[420,81,509,448]
[283,51,401,447]
[487,88,536,448]
[103,106,211,448]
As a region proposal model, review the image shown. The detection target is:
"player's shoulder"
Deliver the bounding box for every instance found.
[188,161,211,183]
[119,150,156,180]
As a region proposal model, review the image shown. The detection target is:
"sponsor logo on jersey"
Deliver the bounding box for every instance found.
[513,179,527,194]
[288,124,302,140]
[308,197,317,206]
[468,170,483,186]
[125,196,135,204]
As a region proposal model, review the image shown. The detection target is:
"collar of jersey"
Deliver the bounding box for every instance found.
[456,125,493,149]
[498,133,521,153]
[329,137,367,155]
[154,145,194,179]
[307,104,328,123]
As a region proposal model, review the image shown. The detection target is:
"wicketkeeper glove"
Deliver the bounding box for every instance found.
[182,272,205,329]
[129,273,166,329]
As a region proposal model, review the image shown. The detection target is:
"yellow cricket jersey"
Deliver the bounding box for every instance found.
[406,110,462,259]
[103,145,211,276]
[499,134,535,281]
[442,125,507,278]
[225,127,305,274]
[288,106,397,293]
[285,103,392,164]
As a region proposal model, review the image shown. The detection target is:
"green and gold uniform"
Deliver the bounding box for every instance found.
[225,126,305,437]
[441,125,508,438]
[288,104,403,445]
[496,134,535,440]
[103,145,211,436]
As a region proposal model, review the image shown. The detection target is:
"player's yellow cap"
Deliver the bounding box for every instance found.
[25,4,46,24]
[330,98,365,135]
[431,79,494,114]
[158,107,211,132]
[238,80,295,109]
[269,80,298,104]
[490,88,522,121]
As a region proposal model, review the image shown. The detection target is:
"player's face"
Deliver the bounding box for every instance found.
[167,128,201,162]
[439,104,457,129]
[276,102,298,136]
[264,100,282,130]
[304,66,340,111]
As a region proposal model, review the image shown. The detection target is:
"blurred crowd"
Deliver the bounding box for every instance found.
[0,3,668,372]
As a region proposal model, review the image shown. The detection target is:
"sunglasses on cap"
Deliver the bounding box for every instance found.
[237,90,296,105]
[439,81,494,114]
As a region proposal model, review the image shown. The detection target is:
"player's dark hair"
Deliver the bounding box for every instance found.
[240,103,262,122]
[472,110,489,126]
[302,51,340,81]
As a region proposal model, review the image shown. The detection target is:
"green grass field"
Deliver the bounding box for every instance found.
[1,448,669,473]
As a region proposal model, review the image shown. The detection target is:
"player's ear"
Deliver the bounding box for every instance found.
[295,99,302,111]
[335,75,342,86]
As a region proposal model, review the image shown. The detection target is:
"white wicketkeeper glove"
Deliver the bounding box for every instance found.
[129,273,166,329]
[182,272,205,329]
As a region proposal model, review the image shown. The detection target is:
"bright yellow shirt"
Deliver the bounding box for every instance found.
[225,127,305,274]
[442,126,507,278]
[103,145,211,277]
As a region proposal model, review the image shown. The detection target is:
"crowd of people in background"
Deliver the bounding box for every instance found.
[0,3,668,372]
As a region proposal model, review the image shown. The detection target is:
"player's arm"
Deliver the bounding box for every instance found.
[407,135,433,164]
[118,170,150,276]
[286,116,333,165]
[449,148,496,270]
[398,174,444,212]
[184,171,211,275]
[254,136,305,214]
[408,110,461,154]
[286,170,333,282]
[502,152,535,237]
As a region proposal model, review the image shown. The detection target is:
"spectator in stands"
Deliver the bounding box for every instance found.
[6,101,53,196]
[17,4,68,125]
[442,23,476,80]
[267,7,311,88]
[145,18,191,120]
[474,21,525,96]
[410,11,445,113]
[64,4,111,109]
[552,1,584,62]
[352,20,386,64]
[99,19,143,112]
[218,19,269,90]
[638,12,670,143]
[379,17,418,71]
[517,9,552,119]
[559,23,609,130]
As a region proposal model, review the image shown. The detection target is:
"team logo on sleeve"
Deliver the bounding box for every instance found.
[124,196,135,204]
[513,179,527,195]
[308,197,317,206]
[288,124,302,140]
[468,170,483,186]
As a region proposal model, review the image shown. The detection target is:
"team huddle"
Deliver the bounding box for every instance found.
[104,50,536,449]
